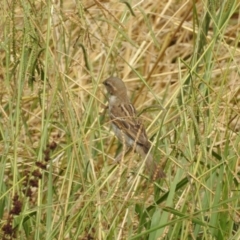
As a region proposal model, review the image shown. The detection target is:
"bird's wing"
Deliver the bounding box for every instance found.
[110,102,150,150]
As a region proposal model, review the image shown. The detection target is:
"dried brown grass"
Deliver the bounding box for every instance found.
[0,0,240,239]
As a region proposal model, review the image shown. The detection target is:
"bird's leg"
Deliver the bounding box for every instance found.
[115,147,131,163]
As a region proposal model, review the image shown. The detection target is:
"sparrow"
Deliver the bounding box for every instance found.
[103,76,165,180]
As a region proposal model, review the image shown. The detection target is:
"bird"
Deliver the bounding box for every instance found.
[103,76,165,180]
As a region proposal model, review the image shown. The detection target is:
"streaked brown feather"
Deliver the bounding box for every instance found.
[110,102,150,153]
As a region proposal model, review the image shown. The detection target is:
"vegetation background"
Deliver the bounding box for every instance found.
[0,0,239,239]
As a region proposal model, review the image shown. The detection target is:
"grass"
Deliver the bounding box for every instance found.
[0,0,240,239]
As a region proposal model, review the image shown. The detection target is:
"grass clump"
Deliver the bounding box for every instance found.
[0,0,239,239]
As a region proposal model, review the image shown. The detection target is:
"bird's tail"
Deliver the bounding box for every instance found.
[145,154,166,180]
[137,146,166,180]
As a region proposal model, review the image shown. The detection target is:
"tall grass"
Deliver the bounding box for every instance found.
[0,0,239,239]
